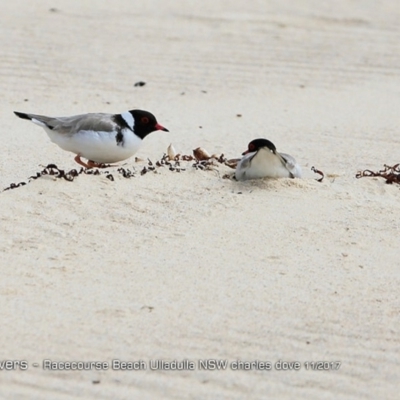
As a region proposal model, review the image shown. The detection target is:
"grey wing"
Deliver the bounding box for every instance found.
[238,154,253,170]
[26,113,117,134]
[235,153,254,180]
[279,152,302,178]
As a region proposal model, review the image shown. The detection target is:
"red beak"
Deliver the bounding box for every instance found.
[242,149,249,155]
[155,123,169,132]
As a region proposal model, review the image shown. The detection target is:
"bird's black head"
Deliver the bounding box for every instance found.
[129,109,169,139]
[242,138,276,155]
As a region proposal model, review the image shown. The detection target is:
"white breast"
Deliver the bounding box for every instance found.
[45,127,142,163]
[236,148,301,181]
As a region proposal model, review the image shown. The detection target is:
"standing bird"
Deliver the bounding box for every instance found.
[14,109,169,168]
[235,138,302,181]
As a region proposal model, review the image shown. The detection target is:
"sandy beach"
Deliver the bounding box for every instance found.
[1,0,399,398]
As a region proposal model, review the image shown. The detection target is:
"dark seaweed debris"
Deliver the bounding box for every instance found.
[356,164,400,184]
[1,155,191,193]
[2,151,234,193]
[311,166,325,182]
[3,164,82,191]
[2,164,136,192]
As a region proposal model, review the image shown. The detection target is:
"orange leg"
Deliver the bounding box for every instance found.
[88,160,120,168]
[87,160,108,169]
[74,155,93,168]
[74,155,118,169]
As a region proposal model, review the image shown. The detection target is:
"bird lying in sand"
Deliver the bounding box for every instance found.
[14,109,168,168]
[235,138,302,181]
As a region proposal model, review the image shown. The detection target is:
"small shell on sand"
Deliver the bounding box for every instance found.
[167,144,177,160]
[193,147,211,161]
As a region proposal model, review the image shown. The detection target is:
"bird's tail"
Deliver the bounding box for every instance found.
[14,111,53,129]
[14,111,32,121]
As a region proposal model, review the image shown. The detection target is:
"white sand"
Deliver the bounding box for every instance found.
[1,1,399,398]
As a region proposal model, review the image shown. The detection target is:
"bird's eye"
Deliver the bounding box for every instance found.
[141,117,149,124]
[249,143,255,151]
